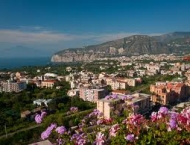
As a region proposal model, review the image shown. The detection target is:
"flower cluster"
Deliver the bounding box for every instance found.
[67,107,78,115]
[105,94,118,100]
[121,95,134,101]
[70,107,78,113]
[71,133,87,145]
[41,123,57,140]
[95,132,105,145]
[109,124,120,137]
[125,134,135,142]
[89,109,103,118]
[34,111,47,124]
[36,106,190,145]
[56,126,67,135]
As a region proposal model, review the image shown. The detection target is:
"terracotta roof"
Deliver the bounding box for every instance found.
[176,83,184,87]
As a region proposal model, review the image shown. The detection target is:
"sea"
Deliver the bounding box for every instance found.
[0,57,51,69]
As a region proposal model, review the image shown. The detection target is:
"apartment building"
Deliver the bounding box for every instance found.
[97,95,123,119]
[79,86,108,102]
[126,93,151,114]
[105,77,136,90]
[1,81,27,92]
[146,63,160,74]
[97,93,151,119]
[41,80,56,88]
[150,82,187,105]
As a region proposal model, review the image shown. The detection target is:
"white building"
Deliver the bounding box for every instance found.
[33,99,52,107]
[1,81,27,92]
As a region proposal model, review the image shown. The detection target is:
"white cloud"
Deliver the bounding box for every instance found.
[0,29,75,44]
[19,26,44,31]
[91,32,139,42]
[0,28,163,46]
[75,32,163,42]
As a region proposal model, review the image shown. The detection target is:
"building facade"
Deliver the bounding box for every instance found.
[97,93,151,119]
[79,87,108,103]
[41,80,56,88]
[150,82,187,105]
[1,81,27,92]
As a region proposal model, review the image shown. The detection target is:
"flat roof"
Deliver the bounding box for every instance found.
[98,93,150,103]
[28,140,52,145]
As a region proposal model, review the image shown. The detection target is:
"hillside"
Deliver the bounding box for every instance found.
[51,32,190,62]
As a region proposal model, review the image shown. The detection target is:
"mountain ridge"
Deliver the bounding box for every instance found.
[51,32,190,62]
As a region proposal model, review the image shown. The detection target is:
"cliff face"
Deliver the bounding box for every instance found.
[51,32,190,63]
[51,52,104,62]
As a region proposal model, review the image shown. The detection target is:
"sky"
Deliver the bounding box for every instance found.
[0,0,190,56]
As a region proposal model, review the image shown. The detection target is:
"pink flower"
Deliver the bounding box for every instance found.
[127,114,144,127]
[158,107,168,115]
[41,111,47,118]
[125,134,135,142]
[41,123,57,140]
[179,107,190,126]
[97,119,103,125]
[89,109,103,118]
[57,138,64,145]
[109,124,120,137]
[96,132,105,145]
[70,107,78,113]
[71,133,87,145]
[41,130,51,140]
[35,114,42,124]
[105,94,118,100]
[49,123,57,130]
[168,118,177,129]
[35,111,47,124]
[56,126,66,135]
[151,112,158,122]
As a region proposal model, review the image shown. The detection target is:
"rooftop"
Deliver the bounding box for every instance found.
[28,140,52,145]
[98,93,150,103]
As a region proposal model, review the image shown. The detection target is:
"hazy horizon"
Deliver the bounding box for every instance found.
[0,0,190,57]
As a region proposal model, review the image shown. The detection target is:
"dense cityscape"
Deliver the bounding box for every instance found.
[0,53,190,144]
[1,0,190,144]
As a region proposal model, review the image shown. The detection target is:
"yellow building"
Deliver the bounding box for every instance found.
[41,80,56,88]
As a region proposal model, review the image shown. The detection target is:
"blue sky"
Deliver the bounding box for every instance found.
[0,0,190,56]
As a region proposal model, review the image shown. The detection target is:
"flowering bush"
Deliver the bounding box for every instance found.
[35,106,190,145]
[34,111,47,124]
[67,107,78,115]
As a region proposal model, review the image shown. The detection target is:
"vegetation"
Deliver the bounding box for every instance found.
[5,106,189,145]
[0,79,95,137]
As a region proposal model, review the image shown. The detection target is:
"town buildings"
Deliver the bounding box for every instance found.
[150,81,187,105]
[67,89,80,97]
[79,85,108,102]
[41,80,56,88]
[0,80,27,92]
[104,77,136,90]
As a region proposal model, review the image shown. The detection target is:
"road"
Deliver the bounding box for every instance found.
[0,124,42,139]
